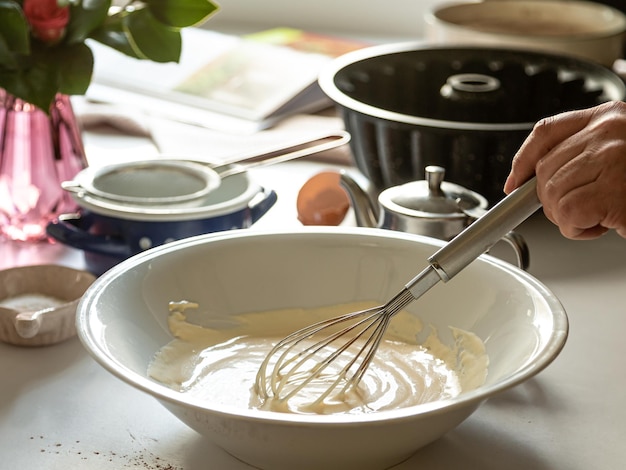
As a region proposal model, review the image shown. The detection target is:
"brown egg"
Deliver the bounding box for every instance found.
[297,171,350,226]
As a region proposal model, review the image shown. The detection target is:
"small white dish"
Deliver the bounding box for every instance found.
[0,265,95,347]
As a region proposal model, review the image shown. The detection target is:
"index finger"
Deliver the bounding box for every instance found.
[504,106,597,193]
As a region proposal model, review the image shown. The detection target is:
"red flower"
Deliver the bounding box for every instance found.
[23,0,70,44]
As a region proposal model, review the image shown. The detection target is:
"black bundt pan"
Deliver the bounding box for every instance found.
[319,44,626,203]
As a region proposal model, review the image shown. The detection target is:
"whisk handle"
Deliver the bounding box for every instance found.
[428,177,541,281]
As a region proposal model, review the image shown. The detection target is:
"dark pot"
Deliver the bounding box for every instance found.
[318,44,626,203]
[47,173,276,275]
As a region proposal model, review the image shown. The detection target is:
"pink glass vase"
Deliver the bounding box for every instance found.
[0,90,87,241]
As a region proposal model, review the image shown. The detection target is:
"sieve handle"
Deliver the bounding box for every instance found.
[428,177,540,281]
[213,131,350,178]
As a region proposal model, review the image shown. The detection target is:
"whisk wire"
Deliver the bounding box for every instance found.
[257,289,418,402]
[270,308,387,401]
[307,311,390,403]
[333,312,392,398]
[347,289,416,388]
[256,304,383,399]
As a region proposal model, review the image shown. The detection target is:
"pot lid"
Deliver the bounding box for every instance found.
[385,166,488,216]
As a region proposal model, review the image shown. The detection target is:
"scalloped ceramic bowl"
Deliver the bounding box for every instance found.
[0,265,95,347]
[76,228,568,470]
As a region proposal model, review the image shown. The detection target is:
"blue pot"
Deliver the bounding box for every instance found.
[47,172,276,275]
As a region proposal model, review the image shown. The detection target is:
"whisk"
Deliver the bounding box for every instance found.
[255,177,541,404]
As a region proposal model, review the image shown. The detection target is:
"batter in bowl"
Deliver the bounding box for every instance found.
[148,300,489,415]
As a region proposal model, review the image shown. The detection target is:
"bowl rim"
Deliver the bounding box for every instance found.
[76,227,569,425]
[318,42,626,132]
[428,0,626,39]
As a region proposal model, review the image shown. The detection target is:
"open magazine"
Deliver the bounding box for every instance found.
[87,28,366,133]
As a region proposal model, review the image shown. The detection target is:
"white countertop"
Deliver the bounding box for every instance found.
[1,127,625,470]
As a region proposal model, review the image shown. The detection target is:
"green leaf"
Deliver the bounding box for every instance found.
[57,43,94,95]
[0,0,220,111]
[124,8,181,63]
[89,16,142,58]
[0,69,26,101]
[65,0,111,44]
[25,46,64,110]
[0,34,18,69]
[0,61,59,112]
[0,1,30,54]
[144,0,219,28]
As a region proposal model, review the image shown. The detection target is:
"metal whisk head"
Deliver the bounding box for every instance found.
[255,177,541,406]
[255,289,416,404]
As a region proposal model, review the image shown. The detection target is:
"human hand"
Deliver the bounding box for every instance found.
[504,101,626,240]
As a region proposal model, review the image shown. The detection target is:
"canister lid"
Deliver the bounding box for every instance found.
[388,166,487,216]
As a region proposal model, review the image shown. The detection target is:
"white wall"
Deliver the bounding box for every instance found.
[206,0,450,39]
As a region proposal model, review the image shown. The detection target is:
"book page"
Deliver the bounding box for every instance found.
[87,27,366,130]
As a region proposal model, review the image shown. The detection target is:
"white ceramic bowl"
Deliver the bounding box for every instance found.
[76,228,568,470]
[425,0,626,66]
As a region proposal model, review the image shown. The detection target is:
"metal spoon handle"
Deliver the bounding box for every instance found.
[213,130,351,178]
[429,177,540,281]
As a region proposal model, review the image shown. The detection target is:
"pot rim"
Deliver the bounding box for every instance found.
[318,42,626,132]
